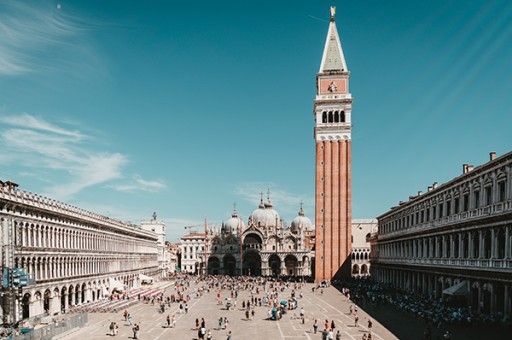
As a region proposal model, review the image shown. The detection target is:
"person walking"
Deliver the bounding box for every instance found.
[172,314,176,328]
[355,315,359,327]
[331,320,336,331]
[127,313,132,325]
[368,319,373,334]
[335,330,341,340]
[226,330,232,340]
[328,329,334,340]
[185,303,189,313]
[109,322,115,336]
[206,329,212,340]
[132,323,139,339]
[166,314,170,328]
[313,319,318,334]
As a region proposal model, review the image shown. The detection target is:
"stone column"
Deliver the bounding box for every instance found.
[491,228,496,259]
[505,226,510,259]
[478,231,484,259]
[458,233,464,258]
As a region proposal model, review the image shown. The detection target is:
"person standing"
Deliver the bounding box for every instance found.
[355,315,359,327]
[331,320,336,331]
[226,330,232,340]
[109,322,115,336]
[172,314,176,328]
[313,319,318,334]
[127,313,132,325]
[166,314,171,328]
[328,329,334,340]
[132,323,139,339]
[335,330,341,340]
[206,329,212,340]
[368,319,373,334]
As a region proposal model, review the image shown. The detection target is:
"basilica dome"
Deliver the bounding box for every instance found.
[291,206,312,232]
[249,195,280,228]
[224,210,245,233]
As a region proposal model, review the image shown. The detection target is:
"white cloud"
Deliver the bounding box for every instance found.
[109,175,167,193]
[0,1,104,77]
[0,113,163,200]
[0,113,84,139]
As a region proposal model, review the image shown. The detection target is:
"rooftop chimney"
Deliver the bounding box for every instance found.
[490,152,496,161]
[433,181,438,189]
[467,164,474,172]
[427,186,433,192]
[418,191,423,196]
[463,164,468,174]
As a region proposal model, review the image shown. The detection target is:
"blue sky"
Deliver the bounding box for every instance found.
[1,1,511,242]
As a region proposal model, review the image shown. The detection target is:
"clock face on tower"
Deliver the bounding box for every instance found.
[319,78,347,95]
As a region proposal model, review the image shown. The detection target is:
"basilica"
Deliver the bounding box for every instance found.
[203,193,315,277]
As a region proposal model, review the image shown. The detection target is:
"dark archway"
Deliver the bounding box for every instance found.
[361,264,368,275]
[22,293,31,319]
[208,257,220,275]
[43,289,51,313]
[68,285,74,307]
[60,286,67,312]
[81,283,87,303]
[243,233,263,251]
[352,264,359,275]
[284,255,298,276]
[268,254,281,276]
[243,251,261,276]
[223,254,237,276]
[75,284,80,305]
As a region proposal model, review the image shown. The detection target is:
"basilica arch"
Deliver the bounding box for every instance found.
[208,256,221,275]
[284,254,298,276]
[223,254,237,276]
[243,251,261,276]
[268,254,281,276]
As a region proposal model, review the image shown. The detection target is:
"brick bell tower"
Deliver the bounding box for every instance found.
[314,6,353,281]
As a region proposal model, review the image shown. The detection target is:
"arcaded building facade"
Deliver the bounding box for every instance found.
[204,195,315,277]
[371,151,512,320]
[314,7,353,281]
[0,183,159,322]
[351,219,377,278]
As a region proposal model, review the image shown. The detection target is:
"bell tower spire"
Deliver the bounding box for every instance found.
[314,7,353,282]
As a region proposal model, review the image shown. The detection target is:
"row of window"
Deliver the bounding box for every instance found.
[321,110,345,123]
[382,180,508,235]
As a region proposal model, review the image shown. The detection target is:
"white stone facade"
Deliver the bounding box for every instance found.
[204,196,315,277]
[141,217,169,278]
[0,184,159,323]
[351,219,377,277]
[178,234,205,274]
[371,151,512,320]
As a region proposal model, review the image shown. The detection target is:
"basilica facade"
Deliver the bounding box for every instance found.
[204,194,315,277]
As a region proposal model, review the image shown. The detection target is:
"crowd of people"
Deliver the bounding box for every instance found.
[107,273,380,339]
[333,278,501,330]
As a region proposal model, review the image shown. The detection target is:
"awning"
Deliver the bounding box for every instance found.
[442,281,468,296]
[139,273,154,282]
[109,279,125,292]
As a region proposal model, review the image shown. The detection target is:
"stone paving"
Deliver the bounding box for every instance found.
[60,280,398,340]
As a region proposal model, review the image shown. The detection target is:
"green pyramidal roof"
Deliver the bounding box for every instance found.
[319,19,347,72]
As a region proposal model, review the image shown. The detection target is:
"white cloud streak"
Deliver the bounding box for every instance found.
[0,113,163,200]
[0,1,104,77]
[109,176,167,193]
